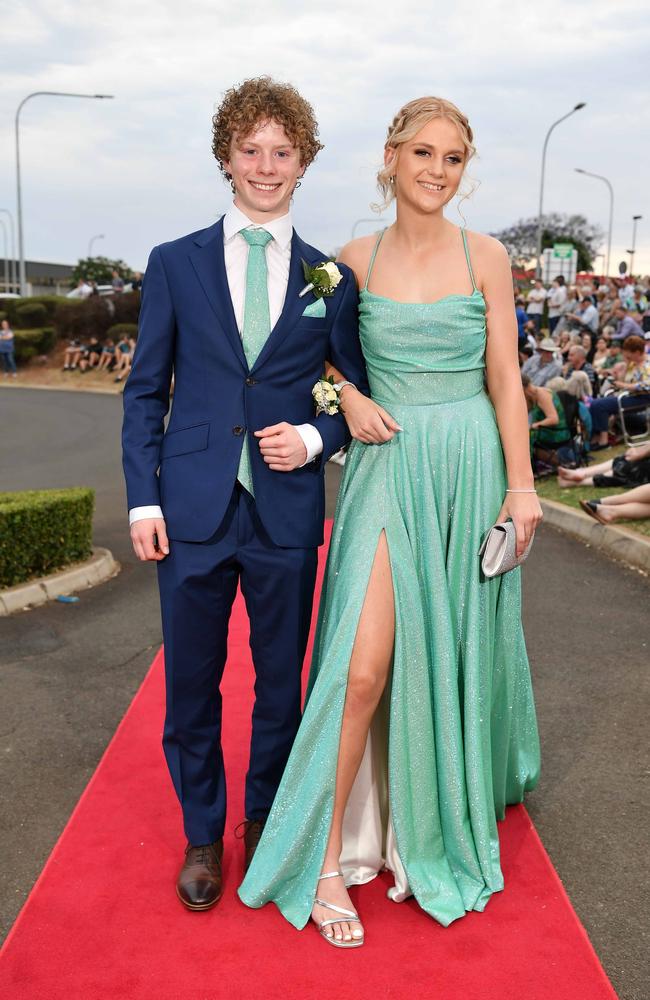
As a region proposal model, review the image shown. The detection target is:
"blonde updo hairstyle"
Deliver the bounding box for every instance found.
[376,96,477,213]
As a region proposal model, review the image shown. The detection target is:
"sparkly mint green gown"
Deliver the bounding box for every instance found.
[239,229,540,928]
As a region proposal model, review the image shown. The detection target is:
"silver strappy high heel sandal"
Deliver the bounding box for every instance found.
[314,870,364,949]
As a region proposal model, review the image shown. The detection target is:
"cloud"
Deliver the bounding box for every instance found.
[0,0,648,273]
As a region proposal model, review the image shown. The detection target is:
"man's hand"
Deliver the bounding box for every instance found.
[130,517,169,561]
[255,422,307,471]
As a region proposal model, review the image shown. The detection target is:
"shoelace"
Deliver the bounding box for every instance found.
[187,843,218,866]
[234,819,264,840]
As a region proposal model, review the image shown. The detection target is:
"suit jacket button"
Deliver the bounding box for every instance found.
[233,425,244,435]
[245,377,257,386]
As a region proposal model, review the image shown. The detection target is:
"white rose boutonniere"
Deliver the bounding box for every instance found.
[312,376,341,415]
[299,259,343,299]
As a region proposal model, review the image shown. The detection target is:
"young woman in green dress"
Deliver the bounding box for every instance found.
[239,96,543,947]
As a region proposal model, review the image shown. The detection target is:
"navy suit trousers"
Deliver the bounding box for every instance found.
[157,484,318,845]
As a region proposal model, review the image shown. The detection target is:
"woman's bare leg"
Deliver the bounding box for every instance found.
[311,532,395,943]
[595,501,650,521]
[599,483,650,509]
[558,458,613,484]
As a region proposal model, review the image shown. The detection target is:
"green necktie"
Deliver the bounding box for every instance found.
[237,227,273,495]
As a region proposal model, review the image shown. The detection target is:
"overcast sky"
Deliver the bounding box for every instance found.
[1,0,648,276]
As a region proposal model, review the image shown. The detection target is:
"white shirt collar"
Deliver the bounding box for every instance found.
[223,203,293,250]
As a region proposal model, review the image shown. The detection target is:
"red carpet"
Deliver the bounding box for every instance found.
[0,526,617,1000]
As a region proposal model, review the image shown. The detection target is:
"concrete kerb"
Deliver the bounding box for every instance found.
[0,548,120,615]
[540,498,650,575]
[0,381,120,396]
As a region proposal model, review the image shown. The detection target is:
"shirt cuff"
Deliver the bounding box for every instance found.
[129,505,164,525]
[295,423,323,466]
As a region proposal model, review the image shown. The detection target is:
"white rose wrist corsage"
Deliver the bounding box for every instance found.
[312,376,356,416]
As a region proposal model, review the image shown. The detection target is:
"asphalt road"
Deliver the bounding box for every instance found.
[1,387,648,999]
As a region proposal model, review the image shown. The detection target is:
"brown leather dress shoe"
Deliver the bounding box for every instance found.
[239,819,266,872]
[176,840,223,911]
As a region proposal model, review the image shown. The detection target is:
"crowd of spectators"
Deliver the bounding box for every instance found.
[62,333,136,383]
[517,272,650,520]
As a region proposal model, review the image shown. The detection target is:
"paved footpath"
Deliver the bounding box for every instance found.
[0,388,647,999]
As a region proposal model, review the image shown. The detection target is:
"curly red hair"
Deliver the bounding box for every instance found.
[212,77,323,183]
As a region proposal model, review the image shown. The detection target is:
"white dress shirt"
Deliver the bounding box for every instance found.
[129,204,323,526]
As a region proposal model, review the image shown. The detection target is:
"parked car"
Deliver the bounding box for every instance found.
[66,283,133,299]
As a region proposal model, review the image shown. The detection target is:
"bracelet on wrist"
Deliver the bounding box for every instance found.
[506,488,537,493]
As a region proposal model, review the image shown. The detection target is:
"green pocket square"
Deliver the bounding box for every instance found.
[301,298,327,319]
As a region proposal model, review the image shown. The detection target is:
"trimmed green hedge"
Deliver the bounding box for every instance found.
[0,293,141,348]
[15,301,48,328]
[54,291,140,342]
[107,323,138,339]
[0,295,66,326]
[0,488,95,588]
[13,328,56,363]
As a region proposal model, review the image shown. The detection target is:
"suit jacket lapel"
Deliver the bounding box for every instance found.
[189,218,248,370]
[251,231,318,373]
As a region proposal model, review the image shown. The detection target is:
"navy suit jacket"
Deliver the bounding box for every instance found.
[122,217,368,548]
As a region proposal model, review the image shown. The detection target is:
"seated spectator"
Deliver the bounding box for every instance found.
[557,330,571,363]
[526,279,547,334]
[518,343,534,368]
[113,337,136,382]
[74,278,92,298]
[521,336,562,387]
[592,336,611,371]
[581,331,594,361]
[599,341,624,375]
[96,338,117,370]
[564,344,599,394]
[522,373,571,472]
[612,305,644,342]
[558,441,650,488]
[579,483,650,524]
[62,339,85,370]
[565,296,599,335]
[523,319,538,350]
[565,370,593,440]
[131,271,143,291]
[78,336,102,371]
[588,334,650,448]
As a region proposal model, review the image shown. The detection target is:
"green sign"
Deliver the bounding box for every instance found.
[552,243,574,259]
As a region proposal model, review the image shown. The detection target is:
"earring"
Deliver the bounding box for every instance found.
[389,175,396,184]
[295,180,302,188]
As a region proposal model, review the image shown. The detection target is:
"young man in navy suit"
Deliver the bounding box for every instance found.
[122,77,368,910]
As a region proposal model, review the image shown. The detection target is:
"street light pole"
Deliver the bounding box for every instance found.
[351,217,386,240]
[535,102,586,280]
[629,214,642,277]
[15,91,114,296]
[0,219,8,296]
[88,233,105,258]
[0,209,17,293]
[574,168,614,278]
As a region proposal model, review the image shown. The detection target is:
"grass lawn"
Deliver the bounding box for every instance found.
[536,444,650,539]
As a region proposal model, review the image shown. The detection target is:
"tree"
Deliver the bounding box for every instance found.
[71,256,134,286]
[490,214,605,272]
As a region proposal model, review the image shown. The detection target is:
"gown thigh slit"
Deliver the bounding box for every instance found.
[239,228,541,929]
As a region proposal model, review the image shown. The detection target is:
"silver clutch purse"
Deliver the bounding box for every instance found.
[479,519,533,578]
